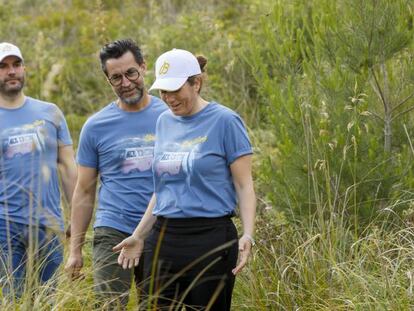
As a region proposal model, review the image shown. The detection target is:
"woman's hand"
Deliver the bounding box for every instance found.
[232,234,254,275]
[113,235,144,269]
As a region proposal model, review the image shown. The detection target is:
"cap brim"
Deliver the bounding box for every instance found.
[0,53,23,62]
[149,77,188,92]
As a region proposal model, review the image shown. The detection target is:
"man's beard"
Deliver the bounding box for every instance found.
[118,86,144,106]
[0,77,25,97]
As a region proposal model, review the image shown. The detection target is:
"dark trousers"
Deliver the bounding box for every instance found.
[93,226,144,310]
[142,216,238,311]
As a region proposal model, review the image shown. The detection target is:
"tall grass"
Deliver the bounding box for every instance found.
[3,194,414,310]
[233,204,414,310]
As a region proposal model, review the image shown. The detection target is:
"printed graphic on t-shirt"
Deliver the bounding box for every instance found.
[156,151,189,176]
[1,120,46,159]
[121,147,153,174]
[118,134,155,174]
[155,136,207,178]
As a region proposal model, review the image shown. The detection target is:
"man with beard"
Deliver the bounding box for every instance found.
[0,42,77,296]
[65,39,166,309]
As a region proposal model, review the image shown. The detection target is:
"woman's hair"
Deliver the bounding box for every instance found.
[196,55,207,72]
[188,55,207,93]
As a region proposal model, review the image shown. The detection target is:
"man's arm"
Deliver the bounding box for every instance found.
[57,145,77,209]
[57,145,77,238]
[65,165,98,280]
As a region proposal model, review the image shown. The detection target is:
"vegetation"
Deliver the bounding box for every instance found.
[1,0,414,309]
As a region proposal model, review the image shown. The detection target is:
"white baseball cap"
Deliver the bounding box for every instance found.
[0,42,23,62]
[149,49,201,92]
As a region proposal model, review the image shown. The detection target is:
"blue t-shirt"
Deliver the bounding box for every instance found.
[77,96,167,234]
[153,102,253,218]
[0,97,72,231]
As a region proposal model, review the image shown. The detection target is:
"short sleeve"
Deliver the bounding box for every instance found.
[223,114,253,165]
[76,121,98,169]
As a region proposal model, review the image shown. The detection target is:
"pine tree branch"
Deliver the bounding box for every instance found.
[391,92,414,113]
[367,110,384,122]
[381,62,391,112]
[391,105,414,121]
[370,68,389,112]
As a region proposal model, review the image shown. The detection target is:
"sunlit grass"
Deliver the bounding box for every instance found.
[232,198,414,310]
[2,189,414,309]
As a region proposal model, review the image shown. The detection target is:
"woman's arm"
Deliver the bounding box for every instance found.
[230,154,256,275]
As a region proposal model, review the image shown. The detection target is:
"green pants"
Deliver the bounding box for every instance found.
[93,226,144,310]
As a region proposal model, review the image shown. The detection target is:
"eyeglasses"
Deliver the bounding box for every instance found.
[108,68,141,86]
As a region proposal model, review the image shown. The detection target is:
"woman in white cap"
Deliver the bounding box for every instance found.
[113,49,256,310]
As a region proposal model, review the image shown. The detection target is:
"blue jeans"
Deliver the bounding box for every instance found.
[0,219,63,297]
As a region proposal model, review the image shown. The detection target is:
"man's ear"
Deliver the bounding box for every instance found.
[140,62,147,74]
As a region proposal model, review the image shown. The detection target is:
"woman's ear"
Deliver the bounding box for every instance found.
[194,76,202,93]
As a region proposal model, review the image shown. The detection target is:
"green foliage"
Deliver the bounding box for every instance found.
[237,0,414,226]
[323,0,412,72]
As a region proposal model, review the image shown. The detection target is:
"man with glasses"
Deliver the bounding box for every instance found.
[65,39,166,308]
[0,42,77,297]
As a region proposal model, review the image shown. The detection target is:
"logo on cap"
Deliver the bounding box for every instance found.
[159,61,170,75]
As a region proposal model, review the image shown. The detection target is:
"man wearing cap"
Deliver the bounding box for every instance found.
[64,39,166,308]
[0,42,77,296]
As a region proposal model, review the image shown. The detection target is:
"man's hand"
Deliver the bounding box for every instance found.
[65,253,84,280]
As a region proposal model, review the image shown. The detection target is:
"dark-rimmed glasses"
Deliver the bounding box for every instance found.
[108,68,140,87]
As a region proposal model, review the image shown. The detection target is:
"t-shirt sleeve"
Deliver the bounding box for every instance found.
[223,114,253,165]
[76,121,98,169]
[55,107,73,146]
